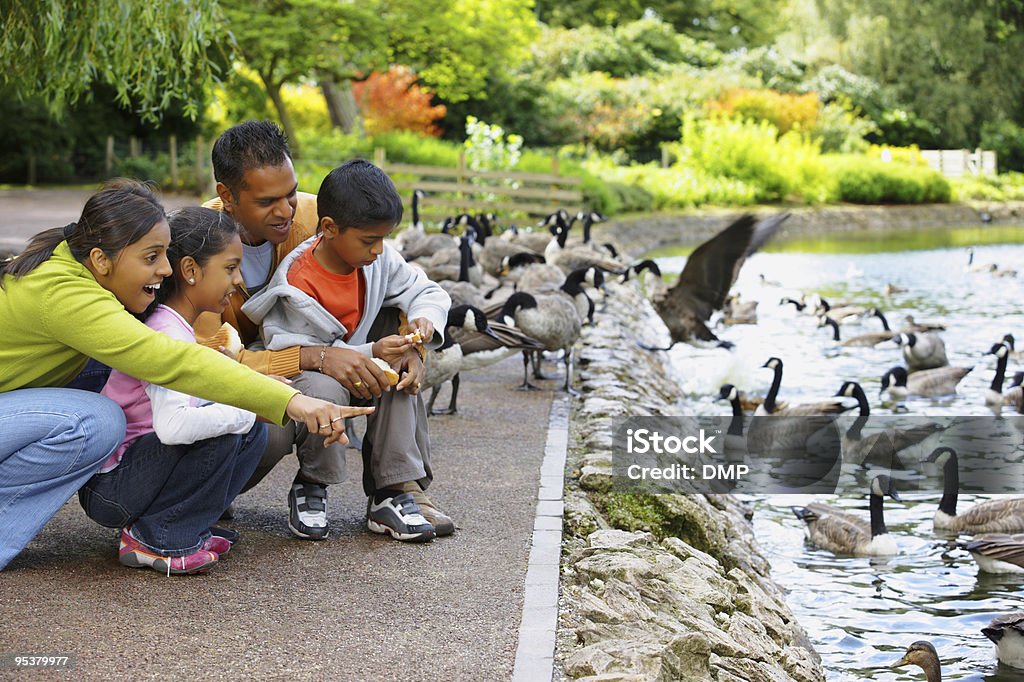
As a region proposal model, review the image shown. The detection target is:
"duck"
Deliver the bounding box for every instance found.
[791,474,901,555]
[818,315,895,347]
[654,213,789,344]
[982,613,1024,669]
[880,365,972,399]
[882,282,907,295]
[925,447,1024,533]
[493,291,582,394]
[889,641,942,682]
[958,533,1024,574]
[896,332,948,372]
[985,342,1012,415]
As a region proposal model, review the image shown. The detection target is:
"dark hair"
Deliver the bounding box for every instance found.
[211,120,292,198]
[317,159,403,231]
[155,207,241,306]
[0,179,165,288]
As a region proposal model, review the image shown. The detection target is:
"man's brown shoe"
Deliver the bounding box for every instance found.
[395,481,455,536]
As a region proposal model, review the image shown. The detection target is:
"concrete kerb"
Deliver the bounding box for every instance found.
[512,394,570,682]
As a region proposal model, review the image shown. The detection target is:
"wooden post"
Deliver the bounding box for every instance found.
[373,147,386,168]
[551,156,560,176]
[105,136,114,175]
[661,146,670,168]
[27,151,37,185]
[129,136,140,158]
[169,135,178,188]
[195,136,205,195]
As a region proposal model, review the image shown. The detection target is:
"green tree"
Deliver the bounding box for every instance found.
[815,0,1024,147]
[0,0,229,121]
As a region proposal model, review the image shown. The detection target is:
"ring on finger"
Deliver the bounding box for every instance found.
[331,416,344,424]
[353,380,363,387]
[317,423,329,430]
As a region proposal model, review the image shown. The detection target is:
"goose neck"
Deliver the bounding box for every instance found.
[869,490,888,538]
[764,365,783,413]
[937,457,959,517]
[991,350,1009,393]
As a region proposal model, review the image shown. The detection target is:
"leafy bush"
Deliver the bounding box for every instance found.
[951,172,1024,201]
[584,157,759,209]
[809,99,878,153]
[352,67,447,137]
[799,65,887,121]
[674,115,834,203]
[826,154,950,203]
[726,46,806,91]
[707,88,820,135]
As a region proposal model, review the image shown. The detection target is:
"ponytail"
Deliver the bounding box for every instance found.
[0,179,166,288]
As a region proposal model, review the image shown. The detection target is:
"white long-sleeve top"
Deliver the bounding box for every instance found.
[100,304,256,471]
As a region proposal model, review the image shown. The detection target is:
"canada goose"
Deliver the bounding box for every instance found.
[621,260,667,303]
[420,231,483,286]
[779,297,808,313]
[966,247,996,273]
[654,213,789,344]
[925,447,1024,533]
[476,227,538,277]
[543,220,624,275]
[982,613,1024,669]
[1002,333,1024,362]
[1004,371,1024,411]
[958,533,1024,574]
[882,282,907,295]
[993,265,1019,277]
[816,297,868,324]
[880,365,973,399]
[755,357,855,417]
[423,305,543,415]
[818,315,895,347]
[889,641,942,682]
[791,474,901,555]
[758,273,782,287]
[985,342,1012,415]
[494,291,582,394]
[400,218,457,262]
[835,381,945,468]
[717,383,774,414]
[392,189,428,254]
[896,332,948,372]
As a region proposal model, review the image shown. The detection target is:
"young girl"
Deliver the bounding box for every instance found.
[0,181,371,572]
[80,207,268,575]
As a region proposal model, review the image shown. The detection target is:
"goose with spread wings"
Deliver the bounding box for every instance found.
[654,212,789,345]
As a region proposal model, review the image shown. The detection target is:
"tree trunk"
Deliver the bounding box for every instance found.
[262,77,301,158]
[321,78,364,135]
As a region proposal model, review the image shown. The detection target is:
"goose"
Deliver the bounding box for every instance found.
[818,315,895,347]
[882,282,907,295]
[758,273,783,287]
[392,189,427,254]
[779,297,809,314]
[420,230,483,286]
[985,342,1012,415]
[982,613,1024,669]
[722,294,758,325]
[422,305,544,415]
[835,381,945,468]
[1004,371,1024,411]
[816,297,868,324]
[654,213,789,344]
[400,218,456,262]
[1002,333,1024,362]
[966,247,996,273]
[880,365,973,399]
[621,260,667,303]
[477,231,537,277]
[790,474,901,555]
[957,533,1024,574]
[889,641,942,682]
[543,219,624,275]
[896,332,948,372]
[715,384,750,458]
[925,447,1024,533]
[494,291,582,394]
[755,357,855,417]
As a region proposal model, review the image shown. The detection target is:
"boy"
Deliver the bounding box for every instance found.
[241,159,451,542]
[199,121,454,542]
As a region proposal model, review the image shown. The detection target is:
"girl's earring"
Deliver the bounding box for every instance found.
[188,279,195,284]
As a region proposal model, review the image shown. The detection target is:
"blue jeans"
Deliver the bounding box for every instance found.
[79,423,267,556]
[0,388,126,570]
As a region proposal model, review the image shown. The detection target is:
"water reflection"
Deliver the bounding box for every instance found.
[651,234,1024,680]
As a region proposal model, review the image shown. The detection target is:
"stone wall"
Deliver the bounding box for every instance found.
[556,281,825,682]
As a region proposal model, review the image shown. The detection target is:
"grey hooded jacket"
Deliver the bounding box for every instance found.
[241,235,451,356]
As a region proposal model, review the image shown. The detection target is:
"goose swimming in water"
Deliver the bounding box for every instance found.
[982,613,1024,669]
[925,447,1024,534]
[818,315,895,347]
[958,533,1024,574]
[985,342,1013,415]
[791,474,901,556]
[654,212,788,344]
[896,332,948,372]
[880,365,973,400]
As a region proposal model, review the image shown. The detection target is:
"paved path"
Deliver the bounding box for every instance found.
[0,189,565,680]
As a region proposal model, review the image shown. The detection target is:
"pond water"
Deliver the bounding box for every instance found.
[648,226,1024,681]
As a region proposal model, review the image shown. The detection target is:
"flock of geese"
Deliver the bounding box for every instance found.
[394,198,1024,677]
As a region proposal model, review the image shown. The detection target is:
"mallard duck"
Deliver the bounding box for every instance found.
[791,474,901,556]
[925,447,1024,533]
[889,641,942,682]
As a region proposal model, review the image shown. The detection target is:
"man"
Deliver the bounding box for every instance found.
[196,120,454,541]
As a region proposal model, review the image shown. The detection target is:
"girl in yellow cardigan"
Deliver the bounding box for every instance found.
[0,180,371,571]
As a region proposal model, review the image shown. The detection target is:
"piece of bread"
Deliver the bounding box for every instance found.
[371,357,400,386]
[405,330,423,344]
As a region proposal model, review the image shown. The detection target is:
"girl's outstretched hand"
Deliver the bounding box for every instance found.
[285,394,375,446]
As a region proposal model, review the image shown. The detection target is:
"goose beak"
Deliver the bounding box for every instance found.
[482,326,501,342]
[889,489,902,503]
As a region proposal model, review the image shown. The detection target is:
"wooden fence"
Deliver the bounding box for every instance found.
[920,149,997,177]
[374,148,583,223]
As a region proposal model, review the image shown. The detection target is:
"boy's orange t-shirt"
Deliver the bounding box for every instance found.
[287,238,365,340]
